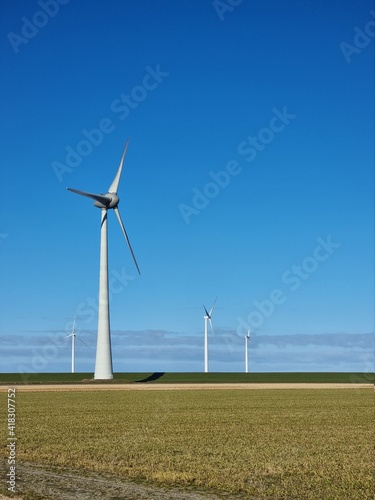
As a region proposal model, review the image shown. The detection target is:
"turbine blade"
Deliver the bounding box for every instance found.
[76,336,92,350]
[108,139,129,194]
[209,296,218,317]
[67,188,109,206]
[203,305,210,317]
[209,318,214,335]
[114,207,141,275]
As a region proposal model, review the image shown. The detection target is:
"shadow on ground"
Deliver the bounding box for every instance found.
[135,372,165,383]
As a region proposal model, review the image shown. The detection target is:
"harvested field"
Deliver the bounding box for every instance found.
[0,388,373,499]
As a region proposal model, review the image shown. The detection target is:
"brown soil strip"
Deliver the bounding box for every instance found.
[0,383,372,392]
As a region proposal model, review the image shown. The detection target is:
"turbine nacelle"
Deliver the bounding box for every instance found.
[203,297,217,336]
[93,193,119,209]
[67,138,140,277]
[203,307,211,320]
[203,296,217,321]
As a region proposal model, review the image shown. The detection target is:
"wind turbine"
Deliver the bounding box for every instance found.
[245,327,250,373]
[203,297,217,373]
[67,139,140,379]
[64,317,91,373]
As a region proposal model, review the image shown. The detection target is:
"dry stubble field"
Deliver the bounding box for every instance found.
[1,385,373,499]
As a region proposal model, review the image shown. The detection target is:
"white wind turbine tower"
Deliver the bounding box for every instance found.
[203,297,217,373]
[67,139,140,379]
[65,316,91,373]
[245,327,251,373]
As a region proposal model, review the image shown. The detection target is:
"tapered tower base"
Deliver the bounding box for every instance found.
[94,209,113,380]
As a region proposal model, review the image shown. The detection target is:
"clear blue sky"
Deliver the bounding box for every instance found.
[0,0,373,374]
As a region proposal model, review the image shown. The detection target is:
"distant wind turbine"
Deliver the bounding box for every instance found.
[67,139,140,379]
[203,297,217,373]
[65,317,91,373]
[245,327,250,373]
